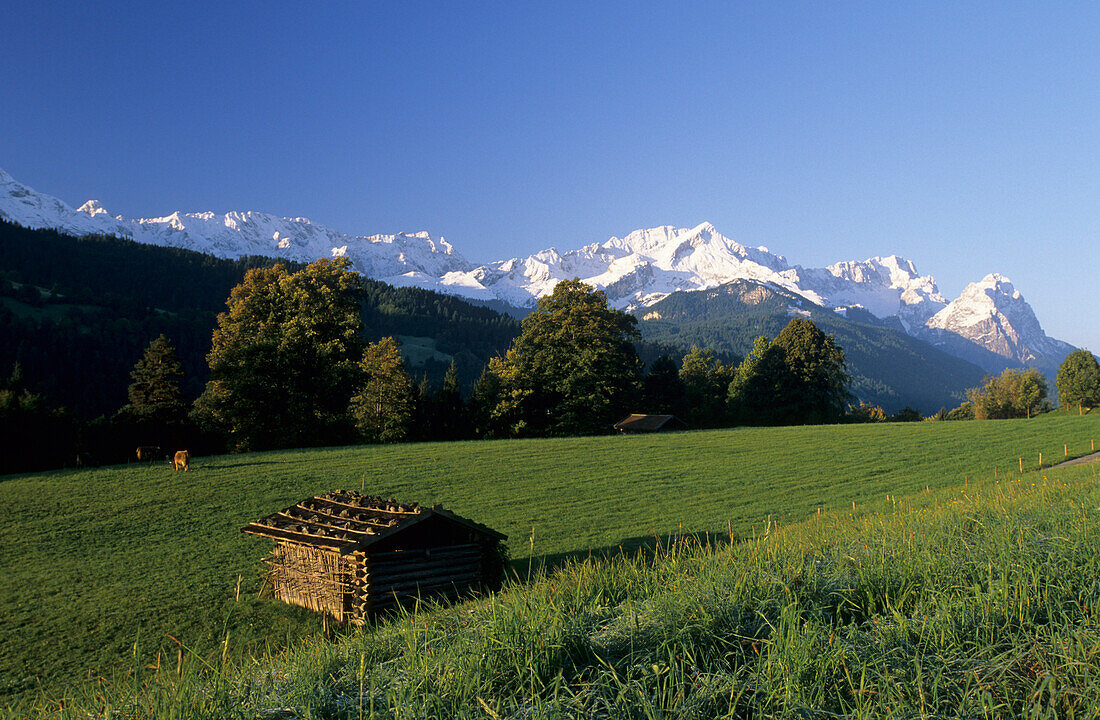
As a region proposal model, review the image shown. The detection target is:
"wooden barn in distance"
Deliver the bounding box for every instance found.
[613,414,688,433]
[241,490,506,623]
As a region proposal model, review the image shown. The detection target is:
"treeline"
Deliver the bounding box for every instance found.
[0,220,299,418]
[185,272,857,452]
[930,351,1100,422]
[6,224,1097,475]
[637,280,988,413]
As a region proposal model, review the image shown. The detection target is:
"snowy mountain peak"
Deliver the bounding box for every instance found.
[0,166,473,280]
[0,166,1074,373]
[926,273,1072,371]
[77,200,109,217]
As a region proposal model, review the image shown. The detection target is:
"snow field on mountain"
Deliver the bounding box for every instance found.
[0,166,1075,369]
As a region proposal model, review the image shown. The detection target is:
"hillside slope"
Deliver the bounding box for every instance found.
[0,221,519,418]
[637,280,989,413]
[2,413,1098,707]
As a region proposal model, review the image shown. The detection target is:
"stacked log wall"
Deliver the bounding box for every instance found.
[366,543,483,613]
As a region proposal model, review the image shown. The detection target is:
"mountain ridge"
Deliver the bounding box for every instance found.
[0,166,1074,373]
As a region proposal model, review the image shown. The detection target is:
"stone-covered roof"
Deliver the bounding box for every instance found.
[241,490,504,553]
[613,414,688,432]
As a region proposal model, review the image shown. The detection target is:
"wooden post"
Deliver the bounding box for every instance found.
[1019,457,1023,473]
[1065,444,1069,457]
[1039,452,1043,468]
[994,467,997,479]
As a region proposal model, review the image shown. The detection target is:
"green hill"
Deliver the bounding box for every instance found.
[0,220,519,419]
[1,412,1097,709]
[637,280,989,413]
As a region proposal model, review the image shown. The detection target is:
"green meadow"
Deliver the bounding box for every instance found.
[1,413,1098,710]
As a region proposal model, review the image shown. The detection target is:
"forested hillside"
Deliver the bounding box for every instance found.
[638,280,989,413]
[0,221,519,420]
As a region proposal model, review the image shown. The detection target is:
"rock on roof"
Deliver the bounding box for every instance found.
[241,490,504,554]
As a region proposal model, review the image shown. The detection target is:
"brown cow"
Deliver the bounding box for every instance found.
[172,450,190,471]
[136,445,161,462]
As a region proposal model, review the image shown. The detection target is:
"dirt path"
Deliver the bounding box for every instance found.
[1053,451,1100,469]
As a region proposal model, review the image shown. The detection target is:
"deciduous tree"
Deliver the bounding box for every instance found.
[679,346,733,427]
[350,336,414,443]
[488,279,642,436]
[1056,349,1100,415]
[194,258,363,451]
[729,319,851,425]
[967,367,1048,420]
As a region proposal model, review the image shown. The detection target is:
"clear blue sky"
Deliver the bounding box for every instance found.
[3,2,1098,350]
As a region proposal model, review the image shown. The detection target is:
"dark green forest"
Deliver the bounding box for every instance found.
[0,220,521,420]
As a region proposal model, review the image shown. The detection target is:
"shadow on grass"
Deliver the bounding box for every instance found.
[511,529,739,579]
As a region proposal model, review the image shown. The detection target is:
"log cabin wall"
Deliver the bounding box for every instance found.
[365,543,483,613]
[364,515,493,614]
[266,542,355,621]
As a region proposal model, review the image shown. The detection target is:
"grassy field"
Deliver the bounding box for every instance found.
[1,413,1098,708]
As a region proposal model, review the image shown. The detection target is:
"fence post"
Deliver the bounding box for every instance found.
[1019,457,1023,473]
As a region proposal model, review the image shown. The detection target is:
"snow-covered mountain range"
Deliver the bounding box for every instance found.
[0,167,1075,372]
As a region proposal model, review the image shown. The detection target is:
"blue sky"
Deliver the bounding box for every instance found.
[2,2,1098,350]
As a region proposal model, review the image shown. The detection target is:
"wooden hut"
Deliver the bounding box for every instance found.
[613,413,688,433]
[241,490,506,623]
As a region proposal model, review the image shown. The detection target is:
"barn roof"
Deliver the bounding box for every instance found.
[241,490,505,554]
[613,414,687,432]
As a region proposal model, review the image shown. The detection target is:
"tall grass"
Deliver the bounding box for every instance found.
[13,458,1100,718]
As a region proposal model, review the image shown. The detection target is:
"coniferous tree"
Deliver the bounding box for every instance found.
[119,334,188,425]
[642,354,686,416]
[433,359,468,440]
[0,363,75,474]
[350,336,414,443]
[469,366,506,438]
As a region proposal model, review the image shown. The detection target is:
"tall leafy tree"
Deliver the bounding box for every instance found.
[489,279,642,436]
[771,318,852,424]
[728,335,788,424]
[194,258,363,451]
[118,334,187,425]
[1056,349,1100,415]
[350,336,414,443]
